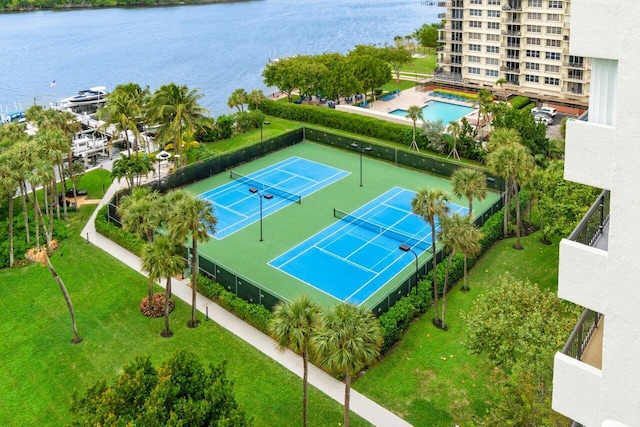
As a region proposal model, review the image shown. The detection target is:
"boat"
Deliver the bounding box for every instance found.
[59,86,109,107]
[71,134,109,157]
[1,110,26,124]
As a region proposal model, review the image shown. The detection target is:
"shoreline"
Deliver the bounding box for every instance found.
[0,0,252,14]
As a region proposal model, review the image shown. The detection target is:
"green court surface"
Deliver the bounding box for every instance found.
[186,141,500,308]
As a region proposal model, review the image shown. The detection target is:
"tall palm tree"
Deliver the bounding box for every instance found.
[97,83,149,155]
[26,240,82,344]
[487,142,535,249]
[312,302,382,427]
[475,89,494,136]
[118,187,163,308]
[447,120,461,160]
[268,295,321,427]
[148,84,208,168]
[411,188,450,328]
[438,214,465,330]
[406,105,423,152]
[141,236,184,338]
[165,190,217,328]
[451,167,487,292]
[0,153,20,267]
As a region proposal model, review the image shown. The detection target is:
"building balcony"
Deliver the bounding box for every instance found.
[433,70,464,83]
[558,190,610,312]
[565,119,614,190]
[502,30,521,36]
[500,66,520,73]
[564,61,586,69]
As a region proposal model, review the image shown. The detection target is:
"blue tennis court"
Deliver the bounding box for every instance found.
[269,187,469,305]
[199,157,349,239]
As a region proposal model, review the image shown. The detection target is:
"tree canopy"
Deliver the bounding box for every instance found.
[71,350,251,426]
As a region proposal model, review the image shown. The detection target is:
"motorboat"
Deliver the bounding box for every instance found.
[1,110,25,124]
[59,86,109,107]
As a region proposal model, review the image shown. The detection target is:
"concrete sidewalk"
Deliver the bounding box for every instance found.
[81,179,412,427]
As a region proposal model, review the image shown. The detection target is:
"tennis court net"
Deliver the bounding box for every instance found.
[230,171,302,204]
[333,208,431,251]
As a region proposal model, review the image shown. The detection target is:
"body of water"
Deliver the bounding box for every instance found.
[0,0,440,117]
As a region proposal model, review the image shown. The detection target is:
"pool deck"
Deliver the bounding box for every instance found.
[335,87,484,129]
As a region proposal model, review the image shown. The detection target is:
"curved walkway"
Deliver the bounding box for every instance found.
[81,177,412,427]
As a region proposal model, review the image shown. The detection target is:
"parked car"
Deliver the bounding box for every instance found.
[531,106,557,117]
[534,114,553,125]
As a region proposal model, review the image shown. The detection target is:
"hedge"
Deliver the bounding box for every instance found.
[94,205,145,256]
[197,275,272,334]
[509,96,531,110]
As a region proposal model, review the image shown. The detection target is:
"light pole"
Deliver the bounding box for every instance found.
[399,243,419,292]
[350,142,372,187]
[261,121,271,155]
[249,187,273,241]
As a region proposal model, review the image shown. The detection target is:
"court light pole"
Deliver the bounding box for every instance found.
[260,121,270,156]
[249,187,273,242]
[399,243,419,292]
[350,143,372,187]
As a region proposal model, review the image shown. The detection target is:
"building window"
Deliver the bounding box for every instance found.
[486,46,500,54]
[527,12,542,20]
[469,21,482,28]
[546,39,561,47]
[486,57,499,65]
[528,0,542,7]
[468,67,481,74]
[546,52,561,60]
[470,0,482,3]
[487,33,500,42]
[526,62,540,70]
[568,69,583,79]
[548,1,563,9]
[487,22,500,30]
[545,64,560,73]
[544,77,560,85]
[547,26,562,35]
[468,55,481,63]
[527,37,541,45]
[526,50,541,58]
[488,0,500,5]
[547,13,561,22]
[470,9,482,16]
[487,10,500,18]
[527,25,542,33]
[469,44,481,51]
[486,69,499,77]
[525,75,539,82]
[469,32,482,40]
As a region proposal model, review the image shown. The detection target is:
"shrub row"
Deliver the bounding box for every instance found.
[509,96,531,109]
[431,89,478,102]
[94,205,145,256]
[377,209,504,353]
[197,275,272,334]
[260,99,429,149]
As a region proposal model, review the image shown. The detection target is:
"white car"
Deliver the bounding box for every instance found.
[531,106,557,117]
[534,114,553,125]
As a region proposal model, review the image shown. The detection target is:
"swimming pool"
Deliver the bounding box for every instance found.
[390,100,475,124]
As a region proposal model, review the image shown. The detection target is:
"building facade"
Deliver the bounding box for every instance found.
[436,0,589,105]
[552,1,640,426]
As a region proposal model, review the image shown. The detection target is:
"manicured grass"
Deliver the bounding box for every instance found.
[381,80,417,92]
[402,52,438,75]
[353,230,561,426]
[0,202,370,426]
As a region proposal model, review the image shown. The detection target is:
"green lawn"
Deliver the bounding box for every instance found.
[0,189,369,426]
[354,231,561,426]
[402,52,438,76]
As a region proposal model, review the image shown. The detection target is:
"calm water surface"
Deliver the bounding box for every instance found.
[0,0,440,116]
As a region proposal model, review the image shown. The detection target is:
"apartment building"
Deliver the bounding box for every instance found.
[436,0,589,105]
[552,1,640,426]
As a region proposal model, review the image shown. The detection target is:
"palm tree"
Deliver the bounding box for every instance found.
[97,83,149,155]
[495,77,508,102]
[268,295,321,427]
[406,105,423,152]
[0,153,20,267]
[451,168,487,221]
[141,236,184,338]
[312,302,382,427]
[118,187,163,308]
[438,214,465,329]
[227,88,249,112]
[475,89,494,136]
[411,188,450,328]
[487,142,535,249]
[26,240,82,344]
[447,120,461,160]
[148,84,208,168]
[165,190,217,328]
